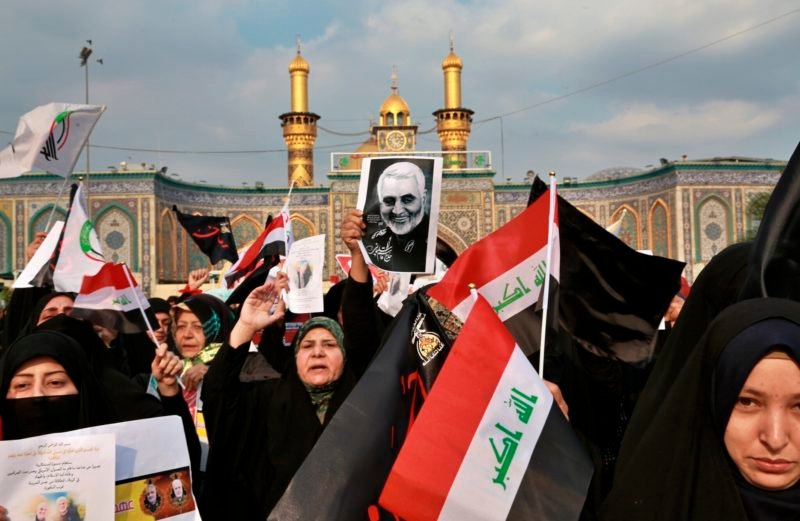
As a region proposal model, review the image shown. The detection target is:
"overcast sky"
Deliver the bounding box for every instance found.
[2,0,799,187]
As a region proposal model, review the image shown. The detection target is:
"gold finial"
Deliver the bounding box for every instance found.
[548,171,556,177]
[296,34,301,55]
[449,30,455,52]
[391,66,398,94]
[468,283,476,290]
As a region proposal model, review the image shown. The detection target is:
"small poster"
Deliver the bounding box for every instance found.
[0,433,116,520]
[285,234,326,314]
[377,271,412,317]
[357,157,442,274]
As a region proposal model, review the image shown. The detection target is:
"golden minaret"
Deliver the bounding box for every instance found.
[279,39,320,186]
[434,34,474,169]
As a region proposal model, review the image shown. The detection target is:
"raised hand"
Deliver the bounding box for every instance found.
[229,280,286,348]
[151,343,184,397]
[187,268,211,290]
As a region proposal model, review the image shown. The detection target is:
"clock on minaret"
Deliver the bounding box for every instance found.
[385,130,407,151]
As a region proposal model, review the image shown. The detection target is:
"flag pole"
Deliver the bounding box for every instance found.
[121,262,158,347]
[43,174,72,232]
[538,171,558,380]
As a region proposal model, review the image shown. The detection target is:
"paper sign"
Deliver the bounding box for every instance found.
[0,433,116,519]
[285,234,326,314]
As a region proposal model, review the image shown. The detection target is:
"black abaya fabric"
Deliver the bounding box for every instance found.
[601,298,800,521]
[615,242,752,477]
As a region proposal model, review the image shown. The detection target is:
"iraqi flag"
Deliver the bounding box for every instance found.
[71,262,150,333]
[0,103,105,178]
[224,204,292,287]
[427,185,558,358]
[173,205,239,264]
[380,295,592,521]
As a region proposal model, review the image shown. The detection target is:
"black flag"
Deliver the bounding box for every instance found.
[173,206,238,264]
[528,177,684,363]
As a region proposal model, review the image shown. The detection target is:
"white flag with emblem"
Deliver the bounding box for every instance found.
[0,102,106,178]
[53,183,105,292]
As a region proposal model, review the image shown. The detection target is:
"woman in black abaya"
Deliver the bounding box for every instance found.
[602,298,800,521]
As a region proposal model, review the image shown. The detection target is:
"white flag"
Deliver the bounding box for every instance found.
[53,184,105,292]
[0,102,106,178]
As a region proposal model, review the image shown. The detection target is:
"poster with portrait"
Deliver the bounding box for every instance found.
[356,156,443,274]
[0,433,115,520]
[285,234,326,314]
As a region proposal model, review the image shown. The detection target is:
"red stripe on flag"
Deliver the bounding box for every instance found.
[380,297,517,520]
[428,189,554,309]
[78,263,136,293]
[232,214,285,273]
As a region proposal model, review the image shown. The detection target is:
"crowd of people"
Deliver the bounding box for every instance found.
[0,206,798,521]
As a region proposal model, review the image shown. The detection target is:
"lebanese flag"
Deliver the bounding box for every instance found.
[427,187,558,356]
[225,205,292,287]
[73,262,147,312]
[380,296,591,520]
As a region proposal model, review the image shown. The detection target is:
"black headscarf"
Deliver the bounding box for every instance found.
[34,315,164,422]
[9,291,76,345]
[602,298,800,521]
[0,330,111,440]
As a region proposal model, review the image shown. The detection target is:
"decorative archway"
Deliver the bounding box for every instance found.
[648,199,671,257]
[694,195,733,262]
[610,205,640,250]
[159,208,178,282]
[95,204,138,269]
[28,205,67,241]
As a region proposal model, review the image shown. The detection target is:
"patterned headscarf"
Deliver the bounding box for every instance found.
[293,316,346,423]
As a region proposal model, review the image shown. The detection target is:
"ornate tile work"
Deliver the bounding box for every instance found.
[159,210,177,282]
[232,216,261,247]
[96,206,137,268]
[141,198,151,294]
[695,196,732,262]
[15,201,25,269]
[734,189,743,241]
[682,190,692,280]
[439,210,478,246]
[0,211,11,274]
[649,202,669,257]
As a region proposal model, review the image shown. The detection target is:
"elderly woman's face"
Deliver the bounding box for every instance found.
[724,354,800,490]
[173,310,206,358]
[296,327,344,387]
[6,356,78,399]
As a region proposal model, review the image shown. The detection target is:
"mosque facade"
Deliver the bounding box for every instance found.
[0,44,784,296]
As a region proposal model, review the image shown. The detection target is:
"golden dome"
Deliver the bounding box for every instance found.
[289,52,309,73]
[442,51,463,69]
[380,93,411,117]
[355,135,378,153]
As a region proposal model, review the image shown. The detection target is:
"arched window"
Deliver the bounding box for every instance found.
[159,209,178,282]
[695,195,732,262]
[610,205,640,249]
[745,192,770,241]
[95,205,137,268]
[649,200,670,257]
